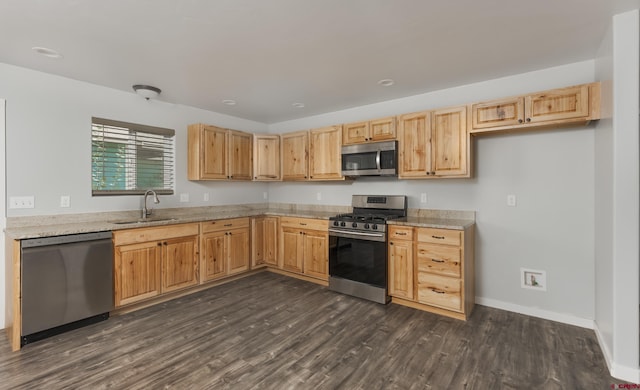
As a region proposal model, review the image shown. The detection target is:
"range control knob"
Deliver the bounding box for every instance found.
[340,221,346,227]
[372,224,378,230]
[333,221,339,227]
[364,223,370,229]
[352,222,358,228]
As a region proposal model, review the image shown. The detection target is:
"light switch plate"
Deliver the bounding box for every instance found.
[60,195,70,208]
[316,192,322,201]
[203,193,209,202]
[420,193,427,203]
[507,194,517,207]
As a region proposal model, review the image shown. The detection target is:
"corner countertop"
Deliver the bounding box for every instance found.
[5,204,475,240]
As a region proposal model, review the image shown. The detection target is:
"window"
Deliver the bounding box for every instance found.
[91,117,175,195]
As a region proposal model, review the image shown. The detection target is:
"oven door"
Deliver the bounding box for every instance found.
[328,229,387,288]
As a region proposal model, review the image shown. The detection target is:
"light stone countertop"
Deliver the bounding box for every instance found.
[5,203,475,240]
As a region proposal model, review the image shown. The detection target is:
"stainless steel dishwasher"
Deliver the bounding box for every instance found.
[21,231,113,346]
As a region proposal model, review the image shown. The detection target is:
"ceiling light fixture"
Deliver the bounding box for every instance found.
[132,84,161,100]
[377,79,395,87]
[292,102,305,108]
[31,46,62,59]
[222,99,237,106]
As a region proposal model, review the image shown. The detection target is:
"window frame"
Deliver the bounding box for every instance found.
[91,117,175,196]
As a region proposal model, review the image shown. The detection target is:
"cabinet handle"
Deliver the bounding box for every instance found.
[426,172,430,175]
[518,119,524,123]
[163,242,167,245]
[431,288,446,294]
[229,232,232,236]
[225,232,228,236]
[431,172,436,175]
[389,242,394,245]
[431,258,445,263]
[254,177,257,179]
[157,243,162,246]
[396,232,407,236]
[224,224,232,227]
[432,235,445,240]
[526,118,531,122]
[300,223,307,226]
[304,176,307,178]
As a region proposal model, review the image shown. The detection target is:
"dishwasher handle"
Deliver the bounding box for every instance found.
[21,231,113,248]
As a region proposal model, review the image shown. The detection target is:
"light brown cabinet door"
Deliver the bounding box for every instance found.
[388,239,414,300]
[281,227,304,273]
[309,125,342,180]
[114,241,162,307]
[201,231,227,282]
[471,97,525,129]
[398,111,431,178]
[162,235,199,293]
[302,230,328,280]
[282,131,309,180]
[264,217,279,266]
[369,116,396,142]
[431,106,467,176]
[525,84,590,124]
[342,121,369,145]
[251,217,266,267]
[228,130,252,180]
[227,227,250,275]
[253,135,281,181]
[197,125,228,180]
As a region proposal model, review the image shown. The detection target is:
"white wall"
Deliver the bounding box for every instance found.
[0,63,270,217]
[269,61,597,323]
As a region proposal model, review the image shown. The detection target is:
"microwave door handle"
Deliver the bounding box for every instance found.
[376,150,381,171]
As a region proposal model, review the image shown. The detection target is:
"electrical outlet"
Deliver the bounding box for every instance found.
[420,193,427,203]
[316,192,322,201]
[203,193,209,202]
[60,195,70,208]
[507,194,517,207]
[180,193,189,202]
[9,196,34,209]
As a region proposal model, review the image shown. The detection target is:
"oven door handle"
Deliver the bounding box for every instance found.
[375,150,381,171]
[329,228,386,242]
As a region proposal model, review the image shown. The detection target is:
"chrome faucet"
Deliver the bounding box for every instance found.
[142,190,160,219]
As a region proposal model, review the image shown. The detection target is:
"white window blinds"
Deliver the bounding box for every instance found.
[91,117,175,195]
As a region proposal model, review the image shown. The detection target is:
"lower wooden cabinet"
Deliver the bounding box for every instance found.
[200,217,250,282]
[279,217,329,280]
[251,216,279,267]
[113,223,199,307]
[388,224,475,320]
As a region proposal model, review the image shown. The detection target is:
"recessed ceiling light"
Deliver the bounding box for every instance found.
[32,46,63,59]
[222,99,237,106]
[377,79,395,87]
[292,102,305,108]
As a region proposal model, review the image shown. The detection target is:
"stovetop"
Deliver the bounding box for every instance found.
[329,195,407,233]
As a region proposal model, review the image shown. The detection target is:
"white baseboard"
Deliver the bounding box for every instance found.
[594,323,640,383]
[475,297,594,329]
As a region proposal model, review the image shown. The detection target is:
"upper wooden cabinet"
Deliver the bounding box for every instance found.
[470,82,600,134]
[309,125,343,180]
[398,106,468,178]
[282,126,344,181]
[281,131,309,180]
[187,124,252,181]
[253,135,281,181]
[342,116,396,145]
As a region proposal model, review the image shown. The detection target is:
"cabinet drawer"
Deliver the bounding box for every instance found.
[280,217,328,231]
[388,226,413,240]
[416,244,461,278]
[114,223,199,246]
[417,273,462,311]
[416,228,461,246]
[201,217,250,233]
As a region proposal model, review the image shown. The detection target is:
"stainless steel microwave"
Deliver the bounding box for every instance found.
[341,140,398,177]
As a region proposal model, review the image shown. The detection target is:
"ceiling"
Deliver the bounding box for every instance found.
[1,0,638,124]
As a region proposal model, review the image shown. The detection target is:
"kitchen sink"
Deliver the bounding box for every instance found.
[111,218,178,225]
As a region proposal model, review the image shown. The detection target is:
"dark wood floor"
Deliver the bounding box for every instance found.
[0,272,621,389]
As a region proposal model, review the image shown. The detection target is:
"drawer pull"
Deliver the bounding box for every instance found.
[432,235,445,239]
[224,223,232,227]
[300,223,307,226]
[431,259,445,263]
[396,232,407,236]
[431,288,446,294]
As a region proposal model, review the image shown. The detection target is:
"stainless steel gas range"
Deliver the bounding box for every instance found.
[328,195,407,304]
